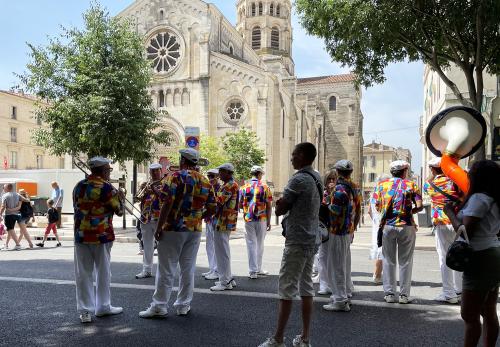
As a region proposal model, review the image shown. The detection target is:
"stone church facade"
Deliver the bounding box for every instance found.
[118,0,363,193]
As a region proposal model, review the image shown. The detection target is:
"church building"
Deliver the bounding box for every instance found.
[118,0,363,193]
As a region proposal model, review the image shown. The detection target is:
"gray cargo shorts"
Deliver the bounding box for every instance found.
[278,244,316,300]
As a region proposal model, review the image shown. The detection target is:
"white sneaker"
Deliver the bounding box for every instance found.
[398,295,413,304]
[257,270,269,276]
[14,245,22,251]
[434,293,459,304]
[312,274,320,284]
[204,272,219,280]
[230,279,237,287]
[210,281,233,291]
[139,305,168,318]
[249,272,258,279]
[384,294,397,303]
[372,276,382,285]
[135,271,152,279]
[95,306,123,317]
[202,271,211,277]
[137,250,144,255]
[323,301,351,312]
[317,289,332,295]
[292,334,312,347]
[258,337,285,347]
[176,306,191,316]
[80,311,92,323]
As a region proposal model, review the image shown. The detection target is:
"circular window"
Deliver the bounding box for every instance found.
[223,99,246,125]
[146,31,182,74]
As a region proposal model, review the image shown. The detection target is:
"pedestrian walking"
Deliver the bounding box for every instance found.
[322,160,362,312]
[73,157,124,323]
[259,142,321,347]
[36,199,61,247]
[210,163,239,291]
[444,160,500,347]
[423,157,462,304]
[376,160,423,304]
[0,183,27,250]
[239,165,273,279]
[51,181,64,228]
[202,168,220,281]
[368,174,391,285]
[16,189,35,248]
[139,149,216,318]
[135,163,163,279]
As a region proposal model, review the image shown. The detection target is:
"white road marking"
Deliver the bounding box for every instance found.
[0,276,462,314]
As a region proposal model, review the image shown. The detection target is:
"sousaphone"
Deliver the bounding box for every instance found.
[425,106,487,194]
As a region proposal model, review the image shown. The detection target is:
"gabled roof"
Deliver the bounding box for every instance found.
[297,73,356,86]
[0,89,41,102]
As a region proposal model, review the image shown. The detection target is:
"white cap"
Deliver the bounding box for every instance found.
[217,163,235,172]
[179,148,200,164]
[207,168,219,175]
[428,157,441,168]
[390,160,410,171]
[88,156,112,169]
[149,163,162,170]
[334,159,353,171]
[250,165,264,174]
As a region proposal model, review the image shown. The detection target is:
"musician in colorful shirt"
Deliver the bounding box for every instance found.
[72,156,124,323]
[135,163,163,280]
[423,157,462,304]
[376,160,423,304]
[210,163,239,291]
[140,148,216,318]
[202,168,221,280]
[323,160,362,313]
[239,165,273,279]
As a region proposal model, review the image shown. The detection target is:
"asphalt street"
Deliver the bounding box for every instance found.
[0,226,495,347]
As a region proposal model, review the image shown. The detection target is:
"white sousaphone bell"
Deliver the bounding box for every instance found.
[425,106,487,194]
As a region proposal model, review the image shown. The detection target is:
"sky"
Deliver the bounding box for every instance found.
[0,0,424,171]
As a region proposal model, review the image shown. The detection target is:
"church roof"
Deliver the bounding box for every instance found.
[297,73,356,86]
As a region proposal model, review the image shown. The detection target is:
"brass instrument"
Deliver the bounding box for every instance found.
[72,157,145,221]
[135,178,163,201]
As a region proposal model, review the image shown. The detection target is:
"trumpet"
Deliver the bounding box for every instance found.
[135,178,163,201]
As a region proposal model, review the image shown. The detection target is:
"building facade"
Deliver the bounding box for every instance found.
[118,0,364,193]
[362,141,412,201]
[0,90,63,171]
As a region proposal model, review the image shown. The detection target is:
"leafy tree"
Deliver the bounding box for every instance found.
[19,3,170,163]
[296,0,500,158]
[222,129,265,181]
[199,135,229,173]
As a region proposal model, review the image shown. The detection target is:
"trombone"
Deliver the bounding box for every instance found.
[72,157,145,221]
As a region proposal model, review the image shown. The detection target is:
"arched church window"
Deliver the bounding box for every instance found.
[271,28,280,49]
[158,90,165,107]
[174,89,181,106]
[258,2,263,15]
[181,88,190,106]
[270,3,274,16]
[251,3,256,16]
[329,96,337,111]
[224,99,246,125]
[146,31,182,73]
[276,5,281,17]
[252,28,261,50]
[159,10,164,20]
[229,45,234,55]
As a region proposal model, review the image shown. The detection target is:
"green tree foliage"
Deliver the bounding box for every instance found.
[296,0,500,112]
[222,129,265,181]
[199,135,229,172]
[19,3,171,163]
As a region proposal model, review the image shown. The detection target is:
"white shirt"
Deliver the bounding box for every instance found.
[458,193,500,251]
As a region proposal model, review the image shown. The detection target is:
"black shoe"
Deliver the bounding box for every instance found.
[36,243,44,247]
[56,243,61,247]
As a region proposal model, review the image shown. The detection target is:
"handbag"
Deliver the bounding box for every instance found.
[446,225,474,272]
[377,179,402,247]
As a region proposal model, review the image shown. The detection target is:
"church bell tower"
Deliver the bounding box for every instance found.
[236,0,294,75]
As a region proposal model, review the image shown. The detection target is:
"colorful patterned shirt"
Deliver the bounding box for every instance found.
[215,179,239,232]
[140,188,162,224]
[423,175,461,225]
[376,178,422,227]
[73,175,123,244]
[327,178,362,235]
[158,169,216,232]
[239,178,273,223]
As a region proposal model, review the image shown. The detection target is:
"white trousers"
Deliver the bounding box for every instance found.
[326,234,352,303]
[435,224,462,297]
[370,216,383,260]
[214,231,232,284]
[141,221,157,273]
[205,222,218,274]
[74,242,113,314]
[244,221,267,274]
[317,242,330,291]
[382,225,416,296]
[152,232,201,310]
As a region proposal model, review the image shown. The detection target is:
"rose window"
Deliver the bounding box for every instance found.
[146,31,182,73]
[224,100,246,125]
